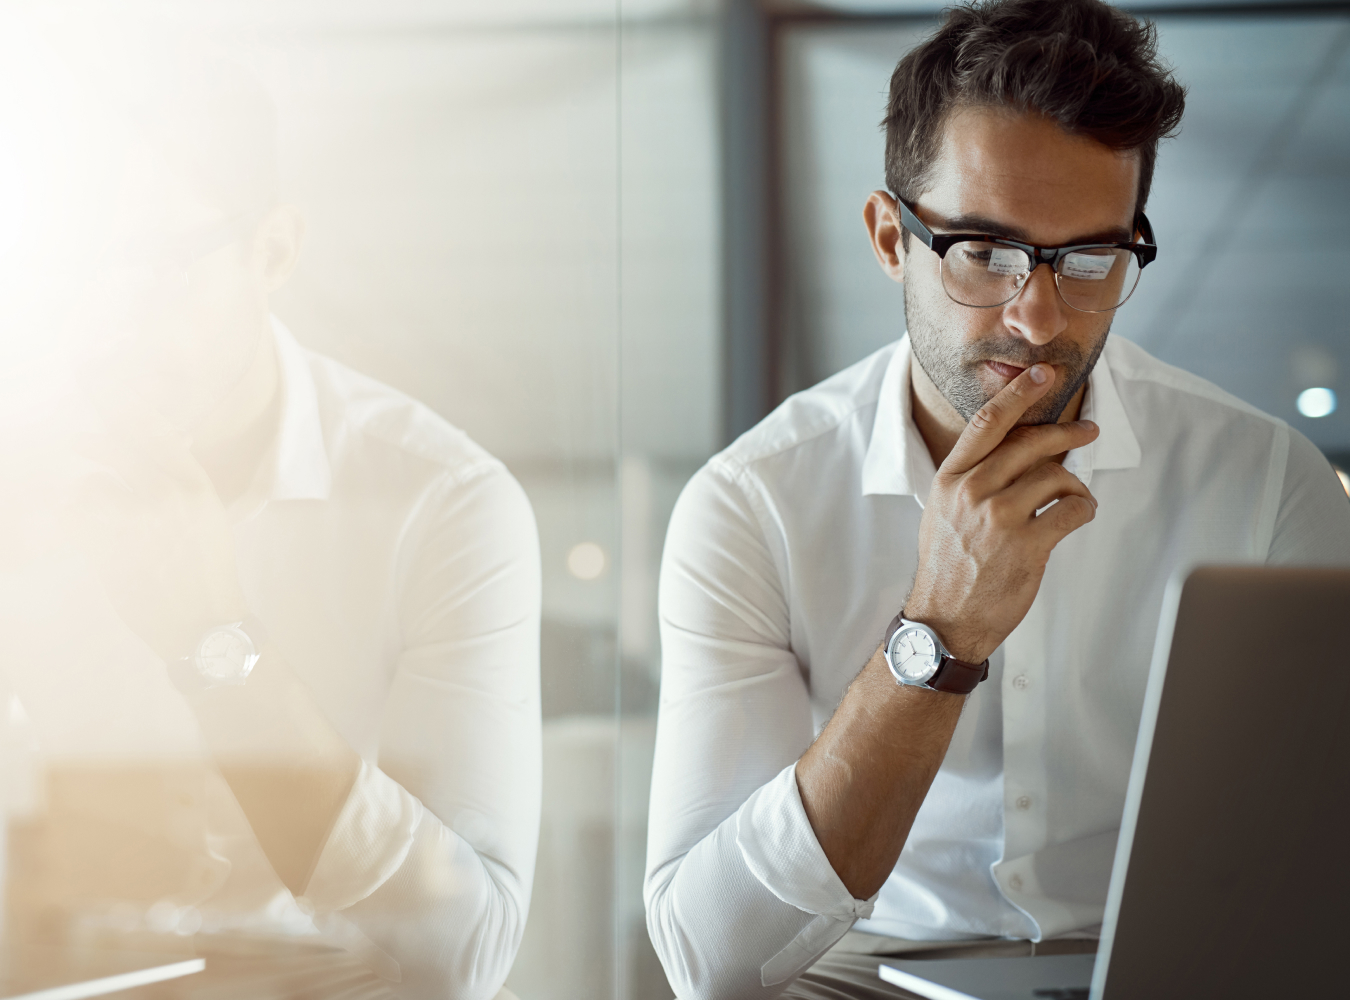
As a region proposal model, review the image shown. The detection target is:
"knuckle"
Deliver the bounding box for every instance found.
[1063,494,1096,523]
[953,479,980,510]
[1054,428,1083,451]
[1059,422,1095,447]
[986,495,1016,525]
[1048,464,1079,487]
[1052,463,1083,488]
[969,404,1002,433]
[1023,462,1067,490]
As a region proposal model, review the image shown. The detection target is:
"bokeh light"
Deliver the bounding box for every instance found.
[566,541,606,581]
[1296,387,1337,419]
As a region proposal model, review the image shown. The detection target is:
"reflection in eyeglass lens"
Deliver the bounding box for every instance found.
[1057,248,1138,312]
[943,241,1140,311]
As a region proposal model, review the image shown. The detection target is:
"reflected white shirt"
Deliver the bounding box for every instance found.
[645,335,1350,1000]
[243,321,541,999]
[1,319,541,1000]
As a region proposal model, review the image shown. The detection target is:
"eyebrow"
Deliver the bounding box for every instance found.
[933,211,1135,246]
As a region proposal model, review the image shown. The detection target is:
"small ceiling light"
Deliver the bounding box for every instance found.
[1296,387,1337,419]
[567,542,607,581]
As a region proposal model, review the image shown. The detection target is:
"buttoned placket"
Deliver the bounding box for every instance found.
[995,595,1052,935]
[860,335,1141,941]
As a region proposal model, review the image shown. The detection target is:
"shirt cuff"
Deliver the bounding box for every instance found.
[736,762,875,917]
[736,763,877,986]
[300,759,423,913]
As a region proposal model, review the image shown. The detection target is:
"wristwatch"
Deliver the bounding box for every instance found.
[169,618,266,693]
[882,612,989,694]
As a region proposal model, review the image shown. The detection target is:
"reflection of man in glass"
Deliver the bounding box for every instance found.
[7,48,539,1000]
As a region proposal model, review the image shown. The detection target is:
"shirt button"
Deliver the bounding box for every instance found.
[1015,795,1031,810]
[1008,874,1023,891]
[1012,674,1029,690]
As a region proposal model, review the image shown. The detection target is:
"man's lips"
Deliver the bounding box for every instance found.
[985,360,1029,380]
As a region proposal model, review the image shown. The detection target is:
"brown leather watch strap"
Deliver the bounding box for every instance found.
[883,612,906,648]
[883,612,989,695]
[928,654,990,695]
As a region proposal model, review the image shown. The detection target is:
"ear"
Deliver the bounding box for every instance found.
[863,190,905,285]
[252,204,305,292]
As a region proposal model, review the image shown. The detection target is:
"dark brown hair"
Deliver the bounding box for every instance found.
[883,0,1185,216]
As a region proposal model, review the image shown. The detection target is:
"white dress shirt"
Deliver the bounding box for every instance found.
[0,319,541,1000]
[645,334,1350,1000]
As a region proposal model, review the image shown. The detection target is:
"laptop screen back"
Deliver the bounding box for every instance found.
[1095,566,1350,999]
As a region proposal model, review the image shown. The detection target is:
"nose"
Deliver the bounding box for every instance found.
[1002,262,1069,346]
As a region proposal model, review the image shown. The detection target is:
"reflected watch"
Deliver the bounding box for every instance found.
[169,617,267,693]
[882,612,989,694]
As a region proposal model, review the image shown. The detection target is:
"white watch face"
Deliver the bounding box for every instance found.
[892,626,939,683]
[196,628,256,683]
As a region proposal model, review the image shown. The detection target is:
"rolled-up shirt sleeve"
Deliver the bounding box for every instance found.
[646,461,873,1000]
[303,463,541,1000]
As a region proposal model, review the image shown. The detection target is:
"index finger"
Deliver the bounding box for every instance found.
[940,363,1056,476]
[82,379,213,492]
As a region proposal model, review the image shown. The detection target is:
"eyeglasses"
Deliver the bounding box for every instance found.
[895,196,1157,313]
[96,213,256,289]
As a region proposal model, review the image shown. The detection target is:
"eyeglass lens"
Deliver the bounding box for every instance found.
[940,242,1142,312]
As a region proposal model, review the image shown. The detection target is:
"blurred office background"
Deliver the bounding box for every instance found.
[1,1,1346,999]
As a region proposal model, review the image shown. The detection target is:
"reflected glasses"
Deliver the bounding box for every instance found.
[896,196,1157,313]
[97,213,257,288]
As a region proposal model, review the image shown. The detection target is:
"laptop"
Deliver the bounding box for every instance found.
[880,565,1350,1000]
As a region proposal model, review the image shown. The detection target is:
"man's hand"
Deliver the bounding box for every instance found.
[905,363,1100,663]
[62,393,247,664]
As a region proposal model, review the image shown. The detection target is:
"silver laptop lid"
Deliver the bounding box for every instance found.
[1094,566,1350,999]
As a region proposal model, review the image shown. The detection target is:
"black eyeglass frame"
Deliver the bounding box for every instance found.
[100,213,259,275]
[894,195,1157,310]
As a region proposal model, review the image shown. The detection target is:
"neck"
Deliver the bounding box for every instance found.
[910,355,1085,469]
[191,324,282,506]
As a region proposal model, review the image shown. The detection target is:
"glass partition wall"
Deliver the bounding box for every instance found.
[0,0,721,995]
[0,1,713,998]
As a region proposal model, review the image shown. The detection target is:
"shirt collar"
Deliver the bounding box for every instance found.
[230,316,332,520]
[1060,339,1141,487]
[861,337,938,503]
[861,335,1141,503]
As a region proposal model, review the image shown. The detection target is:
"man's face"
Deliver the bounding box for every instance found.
[69,141,271,431]
[900,106,1141,425]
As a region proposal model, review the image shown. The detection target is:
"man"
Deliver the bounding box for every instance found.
[0,39,538,1000]
[644,2,1350,998]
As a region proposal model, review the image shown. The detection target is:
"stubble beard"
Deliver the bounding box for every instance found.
[903,280,1110,427]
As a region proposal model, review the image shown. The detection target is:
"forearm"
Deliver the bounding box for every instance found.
[310,768,532,1000]
[795,367,1099,899]
[796,646,965,899]
[184,648,360,893]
